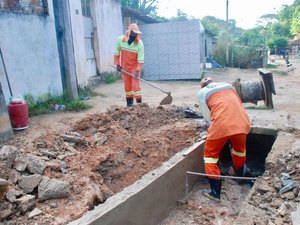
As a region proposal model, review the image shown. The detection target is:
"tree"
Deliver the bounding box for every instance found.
[169,9,190,21]
[267,37,288,50]
[121,0,158,15]
[291,5,300,35]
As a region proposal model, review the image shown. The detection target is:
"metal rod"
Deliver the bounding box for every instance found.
[187,171,258,180]
[111,65,171,95]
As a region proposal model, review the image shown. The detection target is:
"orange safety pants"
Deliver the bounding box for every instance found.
[122,73,142,99]
[203,133,247,179]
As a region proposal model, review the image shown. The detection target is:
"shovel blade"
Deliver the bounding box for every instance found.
[160,94,173,105]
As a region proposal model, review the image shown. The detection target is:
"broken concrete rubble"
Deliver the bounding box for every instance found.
[38,176,70,201]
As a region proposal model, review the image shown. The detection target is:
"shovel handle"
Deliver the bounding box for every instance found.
[111,65,170,95]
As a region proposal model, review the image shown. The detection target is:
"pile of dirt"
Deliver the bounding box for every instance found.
[0,104,202,224]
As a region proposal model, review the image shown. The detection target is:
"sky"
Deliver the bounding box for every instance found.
[156,0,294,29]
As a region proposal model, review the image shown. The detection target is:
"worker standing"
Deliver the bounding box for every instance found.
[196,77,251,201]
[114,23,144,107]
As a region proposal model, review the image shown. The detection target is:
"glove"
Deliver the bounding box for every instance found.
[135,70,140,78]
[117,65,122,72]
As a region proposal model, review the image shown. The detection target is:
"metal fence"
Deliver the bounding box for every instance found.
[0,0,48,15]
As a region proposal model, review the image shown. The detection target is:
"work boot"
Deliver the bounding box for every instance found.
[203,179,222,202]
[126,98,133,107]
[234,165,254,186]
[136,98,142,104]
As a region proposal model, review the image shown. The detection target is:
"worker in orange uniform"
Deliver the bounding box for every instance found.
[114,23,144,107]
[196,77,251,200]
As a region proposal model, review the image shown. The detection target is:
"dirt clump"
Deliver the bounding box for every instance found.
[0,104,202,224]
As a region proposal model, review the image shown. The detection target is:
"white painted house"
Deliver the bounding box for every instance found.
[0,0,123,103]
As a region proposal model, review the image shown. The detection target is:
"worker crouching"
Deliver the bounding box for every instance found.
[196,77,251,201]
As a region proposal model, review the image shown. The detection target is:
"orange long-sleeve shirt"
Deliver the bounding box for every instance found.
[114,35,144,74]
[206,89,250,140]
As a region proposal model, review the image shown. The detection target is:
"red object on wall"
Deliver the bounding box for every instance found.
[8,97,29,130]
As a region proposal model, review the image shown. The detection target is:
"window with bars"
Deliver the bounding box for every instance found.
[0,0,48,15]
[81,0,91,17]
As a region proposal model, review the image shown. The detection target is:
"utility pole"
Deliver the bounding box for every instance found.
[226,0,229,66]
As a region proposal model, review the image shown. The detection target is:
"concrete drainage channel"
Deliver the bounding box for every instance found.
[69,127,278,225]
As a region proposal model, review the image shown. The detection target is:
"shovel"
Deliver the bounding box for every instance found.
[111,65,173,105]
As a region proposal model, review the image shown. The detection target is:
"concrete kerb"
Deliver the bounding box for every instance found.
[69,141,205,225]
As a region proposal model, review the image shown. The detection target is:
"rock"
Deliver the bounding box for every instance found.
[45,161,65,173]
[39,149,57,158]
[261,192,273,202]
[270,199,283,208]
[8,169,20,184]
[57,153,76,160]
[0,145,19,163]
[279,180,296,195]
[277,202,289,217]
[63,143,79,153]
[38,177,70,201]
[26,155,46,175]
[274,216,284,225]
[15,194,36,214]
[93,133,108,145]
[256,181,276,194]
[0,207,16,221]
[14,157,28,172]
[0,145,19,180]
[277,158,286,168]
[0,178,10,199]
[280,191,296,200]
[18,174,43,193]
[50,202,57,208]
[62,134,83,144]
[116,151,126,162]
[36,140,47,148]
[6,189,24,202]
[273,177,282,190]
[291,140,300,156]
[28,207,43,218]
[291,201,300,225]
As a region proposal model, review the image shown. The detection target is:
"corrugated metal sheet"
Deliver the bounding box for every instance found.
[139,20,206,80]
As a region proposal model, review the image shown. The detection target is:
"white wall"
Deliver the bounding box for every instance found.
[68,0,89,87]
[0,0,63,103]
[92,0,123,73]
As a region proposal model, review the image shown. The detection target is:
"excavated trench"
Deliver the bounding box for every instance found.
[219,128,277,177]
[69,127,278,225]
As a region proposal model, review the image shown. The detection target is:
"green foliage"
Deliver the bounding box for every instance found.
[239,28,264,46]
[103,72,121,84]
[23,94,90,117]
[201,16,222,37]
[121,0,158,15]
[271,70,287,75]
[169,9,190,21]
[153,15,169,22]
[266,64,277,69]
[291,5,300,35]
[65,100,90,112]
[267,36,288,49]
[269,22,291,37]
